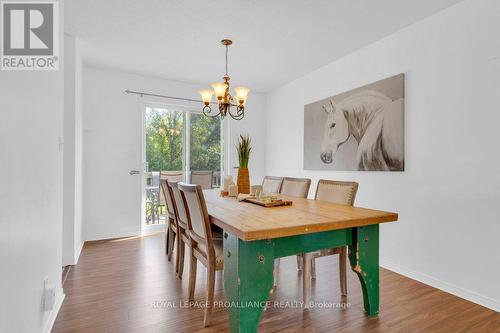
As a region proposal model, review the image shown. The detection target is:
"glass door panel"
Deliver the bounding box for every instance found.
[144,107,184,225]
[189,113,222,188]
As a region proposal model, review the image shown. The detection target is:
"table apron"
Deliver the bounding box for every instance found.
[271,228,352,258]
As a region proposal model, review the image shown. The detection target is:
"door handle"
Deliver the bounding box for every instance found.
[129,170,140,175]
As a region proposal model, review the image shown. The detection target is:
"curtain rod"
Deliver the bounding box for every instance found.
[125,89,218,105]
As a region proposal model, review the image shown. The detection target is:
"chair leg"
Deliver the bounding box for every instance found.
[168,231,175,262]
[188,254,197,301]
[302,252,312,308]
[339,247,347,296]
[177,239,185,278]
[165,227,170,256]
[296,254,303,271]
[203,265,216,327]
[166,219,174,261]
[175,234,180,275]
[311,257,316,279]
[273,258,280,287]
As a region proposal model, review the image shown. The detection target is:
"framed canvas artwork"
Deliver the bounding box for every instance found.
[304,74,405,171]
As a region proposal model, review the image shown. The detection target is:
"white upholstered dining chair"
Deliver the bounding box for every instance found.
[272,177,311,287]
[261,176,283,194]
[160,179,178,263]
[178,183,224,327]
[280,177,312,198]
[302,179,359,297]
[190,170,214,189]
[167,180,191,278]
[160,170,184,182]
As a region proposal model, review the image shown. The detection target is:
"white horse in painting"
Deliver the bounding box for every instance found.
[320,90,404,171]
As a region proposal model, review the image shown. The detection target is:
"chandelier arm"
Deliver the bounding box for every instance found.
[228,106,245,120]
[202,105,220,118]
[229,111,245,121]
[236,105,245,116]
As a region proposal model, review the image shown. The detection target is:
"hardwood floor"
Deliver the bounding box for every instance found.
[53,232,499,333]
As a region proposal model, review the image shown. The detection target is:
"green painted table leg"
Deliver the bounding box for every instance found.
[224,232,274,333]
[348,224,379,316]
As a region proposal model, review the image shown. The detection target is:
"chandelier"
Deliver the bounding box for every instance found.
[199,39,249,120]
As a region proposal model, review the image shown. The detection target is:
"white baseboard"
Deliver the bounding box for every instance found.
[84,229,141,242]
[142,223,167,233]
[42,289,65,333]
[380,259,500,313]
[85,227,167,243]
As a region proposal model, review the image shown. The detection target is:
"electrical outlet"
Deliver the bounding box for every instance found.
[43,278,56,311]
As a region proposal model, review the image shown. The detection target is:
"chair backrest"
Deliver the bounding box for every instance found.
[160,179,176,221]
[178,183,213,257]
[190,170,213,189]
[314,179,359,206]
[161,171,184,182]
[261,176,283,194]
[167,180,189,230]
[160,172,183,205]
[280,177,311,198]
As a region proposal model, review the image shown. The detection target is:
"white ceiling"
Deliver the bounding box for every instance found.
[65,0,463,92]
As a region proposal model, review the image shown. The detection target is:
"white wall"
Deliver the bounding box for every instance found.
[63,34,84,265]
[265,0,500,311]
[0,8,65,333]
[82,66,266,241]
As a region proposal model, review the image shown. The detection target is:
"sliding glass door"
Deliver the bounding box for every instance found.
[144,105,223,225]
[189,113,222,187]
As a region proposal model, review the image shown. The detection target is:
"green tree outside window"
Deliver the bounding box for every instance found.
[145,108,221,173]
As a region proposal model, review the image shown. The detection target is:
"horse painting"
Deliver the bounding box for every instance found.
[319,90,404,171]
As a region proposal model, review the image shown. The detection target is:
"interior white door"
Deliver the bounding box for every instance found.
[82,69,144,240]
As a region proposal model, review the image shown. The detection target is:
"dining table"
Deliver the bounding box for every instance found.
[203,189,399,333]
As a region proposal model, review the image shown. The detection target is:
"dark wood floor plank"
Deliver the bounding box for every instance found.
[52,233,499,333]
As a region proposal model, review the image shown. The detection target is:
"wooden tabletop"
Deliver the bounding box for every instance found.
[203,190,398,241]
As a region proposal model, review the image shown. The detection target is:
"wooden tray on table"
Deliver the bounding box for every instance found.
[243,197,293,207]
